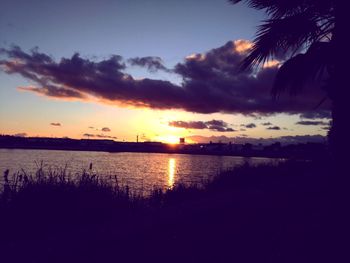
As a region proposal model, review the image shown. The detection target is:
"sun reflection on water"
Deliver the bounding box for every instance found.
[168,158,176,188]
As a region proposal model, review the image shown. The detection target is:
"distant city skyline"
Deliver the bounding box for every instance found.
[0,0,330,143]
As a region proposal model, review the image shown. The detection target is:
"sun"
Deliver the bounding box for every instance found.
[158,135,179,144]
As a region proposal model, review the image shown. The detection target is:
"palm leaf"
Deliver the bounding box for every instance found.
[240,12,320,70]
[230,0,334,19]
[272,41,333,97]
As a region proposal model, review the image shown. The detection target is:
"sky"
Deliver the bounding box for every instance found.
[0,0,330,144]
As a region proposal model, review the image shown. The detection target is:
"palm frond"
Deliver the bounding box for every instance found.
[240,12,320,70]
[272,54,309,97]
[229,0,334,19]
[230,0,335,99]
[272,41,333,97]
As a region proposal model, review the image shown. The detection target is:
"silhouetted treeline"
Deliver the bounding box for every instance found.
[0,135,328,159]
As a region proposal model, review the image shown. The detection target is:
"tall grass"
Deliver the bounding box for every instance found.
[0,159,332,263]
[1,159,331,207]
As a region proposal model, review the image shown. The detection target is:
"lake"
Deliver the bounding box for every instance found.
[0,149,279,195]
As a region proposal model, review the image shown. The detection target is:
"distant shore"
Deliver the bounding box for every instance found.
[0,135,328,159]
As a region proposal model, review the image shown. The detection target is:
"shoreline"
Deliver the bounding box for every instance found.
[0,135,328,159]
[0,146,292,159]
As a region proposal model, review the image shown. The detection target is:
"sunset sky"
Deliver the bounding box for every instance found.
[0,0,330,144]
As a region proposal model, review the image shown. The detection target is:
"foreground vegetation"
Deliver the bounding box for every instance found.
[0,160,334,263]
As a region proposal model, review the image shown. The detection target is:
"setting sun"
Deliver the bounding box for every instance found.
[157,135,179,144]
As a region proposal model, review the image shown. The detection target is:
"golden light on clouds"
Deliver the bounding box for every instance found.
[185,53,206,61]
[234,39,253,53]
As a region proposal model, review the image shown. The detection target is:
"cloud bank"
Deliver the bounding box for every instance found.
[0,41,330,115]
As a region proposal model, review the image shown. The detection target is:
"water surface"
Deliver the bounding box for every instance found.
[0,149,278,194]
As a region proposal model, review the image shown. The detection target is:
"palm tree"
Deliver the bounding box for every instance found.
[230,1,342,160]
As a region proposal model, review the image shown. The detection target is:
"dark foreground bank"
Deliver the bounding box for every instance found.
[0,160,336,263]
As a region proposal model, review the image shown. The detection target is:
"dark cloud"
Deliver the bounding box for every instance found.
[88,126,99,131]
[128,56,170,73]
[244,123,256,129]
[169,119,235,132]
[261,122,273,126]
[83,133,117,140]
[50,122,61,126]
[296,121,329,126]
[266,126,281,130]
[205,119,235,132]
[208,126,235,132]
[0,42,330,115]
[249,114,263,120]
[169,121,207,129]
[205,120,227,126]
[101,127,111,132]
[14,132,27,137]
[300,110,331,119]
[187,134,326,145]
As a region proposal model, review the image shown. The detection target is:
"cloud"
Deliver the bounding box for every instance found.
[128,56,170,73]
[169,121,207,129]
[187,134,326,145]
[14,132,27,137]
[266,126,281,130]
[169,119,235,132]
[101,127,111,132]
[83,133,117,140]
[234,39,253,53]
[299,110,331,119]
[296,121,329,126]
[251,114,263,120]
[50,122,61,126]
[205,119,235,132]
[0,42,330,115]
[261,122,273,126]
[243,123,256,129]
